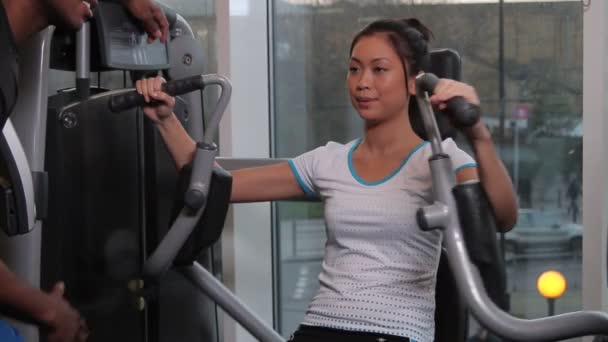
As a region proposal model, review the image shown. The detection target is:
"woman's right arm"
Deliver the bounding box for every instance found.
[156,115,305,202]
[139,77,308,203]
[229,163,305,203]
[155,114,305,202]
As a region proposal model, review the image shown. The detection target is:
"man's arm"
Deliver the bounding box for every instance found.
[0,262,87,342]
[0,261,52,325]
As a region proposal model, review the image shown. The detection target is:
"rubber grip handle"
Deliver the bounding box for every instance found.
[109,75,204,112]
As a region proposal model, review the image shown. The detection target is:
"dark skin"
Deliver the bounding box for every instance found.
[122,0,169,43]
[2,0,168,45]
[0,0,168,340]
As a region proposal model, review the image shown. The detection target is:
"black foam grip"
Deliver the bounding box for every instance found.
[416,72,481,127]
[445,97,481,127]
[109,75,204,113]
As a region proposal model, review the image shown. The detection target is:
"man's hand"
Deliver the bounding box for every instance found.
[123,0,170,43]
[42,282,89,342]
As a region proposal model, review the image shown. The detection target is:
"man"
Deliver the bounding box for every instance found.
[567,177,581,223]
[0,0,169,341]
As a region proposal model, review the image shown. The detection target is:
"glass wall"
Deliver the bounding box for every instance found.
[271,0,583,339]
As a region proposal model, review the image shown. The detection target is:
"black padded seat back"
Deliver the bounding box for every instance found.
[410,48,463,141]
[171,164,232,266]
[434,248,468,342]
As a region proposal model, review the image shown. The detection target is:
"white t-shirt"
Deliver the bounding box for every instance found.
[288,138,476,342]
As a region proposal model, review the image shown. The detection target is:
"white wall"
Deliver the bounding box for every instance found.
[216,1,274,341]
[582,2,608,341]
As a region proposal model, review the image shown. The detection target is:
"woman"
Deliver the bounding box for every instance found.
[136,18,517,342]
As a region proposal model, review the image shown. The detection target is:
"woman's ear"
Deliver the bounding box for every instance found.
[407,77,417,96]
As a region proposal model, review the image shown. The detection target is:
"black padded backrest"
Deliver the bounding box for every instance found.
[171,165,232,266]
[410,48,463,141]
[429,49,462,80]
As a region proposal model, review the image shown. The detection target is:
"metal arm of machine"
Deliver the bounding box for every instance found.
[414,73,608,341]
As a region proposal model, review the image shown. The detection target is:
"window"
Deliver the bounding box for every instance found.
[271,0,583,339]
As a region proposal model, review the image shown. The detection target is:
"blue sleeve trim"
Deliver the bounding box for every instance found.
[455,162,477,173]
[288,160,315,197]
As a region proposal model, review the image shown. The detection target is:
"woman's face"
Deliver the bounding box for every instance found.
[347,34,414,124]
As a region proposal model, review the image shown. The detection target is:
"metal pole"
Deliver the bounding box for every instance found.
[514,122,519,194]
[548,298,556,316]
[180,263,285,342]
[76,22,91,99]
[498,0,508,267]
[498,0,506,144]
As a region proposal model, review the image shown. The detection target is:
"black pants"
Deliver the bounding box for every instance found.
[288,325,412,342]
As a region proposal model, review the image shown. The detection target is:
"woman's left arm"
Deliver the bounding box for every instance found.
[431,79,518,232]
[461,122,518,232]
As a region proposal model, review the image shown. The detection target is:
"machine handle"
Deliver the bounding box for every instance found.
[108,75,205,113]
[416,83,608,341]
[142,75,232,279]
[415,72,480,127]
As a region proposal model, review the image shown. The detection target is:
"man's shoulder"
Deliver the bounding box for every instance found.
[0,0,16,52]
[0,51,18,123]
[0,1,19,124]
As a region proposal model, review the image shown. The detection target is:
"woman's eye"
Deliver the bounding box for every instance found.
[374,67,387,73]
[349,67,359,73]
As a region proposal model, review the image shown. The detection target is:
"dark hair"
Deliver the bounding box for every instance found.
[350,18,440,139]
